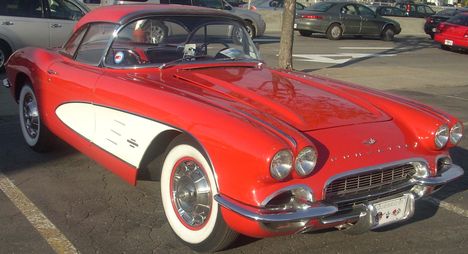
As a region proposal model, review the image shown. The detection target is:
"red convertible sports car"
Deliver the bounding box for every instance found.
[2,4,465,252]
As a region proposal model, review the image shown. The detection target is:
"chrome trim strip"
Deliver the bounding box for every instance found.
[322,158,426,199]
[2,78,11,88]
[413,164,464,186]
[214,194,338,222]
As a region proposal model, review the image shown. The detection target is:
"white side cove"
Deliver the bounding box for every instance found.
[56,103,174,168]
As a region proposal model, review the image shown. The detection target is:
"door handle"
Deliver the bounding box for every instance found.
[1,21,14,26]
[51,23,62,28]
[47,69,58,75]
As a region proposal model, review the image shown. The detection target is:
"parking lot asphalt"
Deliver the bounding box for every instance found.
[0,33,467,253]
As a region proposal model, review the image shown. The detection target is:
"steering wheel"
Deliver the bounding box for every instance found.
[196,42,230,57]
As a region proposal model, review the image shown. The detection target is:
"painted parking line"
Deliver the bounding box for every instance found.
[424,197,468,218]
[0,172,78,254]
[443,95,468,101]
[339,47,394,50]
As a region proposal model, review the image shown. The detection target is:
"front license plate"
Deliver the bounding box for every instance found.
[373,195,409,227]
[294,23,297,29]
[444,39,453,46]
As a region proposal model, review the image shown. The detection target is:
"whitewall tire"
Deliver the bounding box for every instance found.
[160,140,237,252]
[19,84,53,152]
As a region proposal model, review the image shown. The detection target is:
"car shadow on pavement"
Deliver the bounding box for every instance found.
[299,36,440,73]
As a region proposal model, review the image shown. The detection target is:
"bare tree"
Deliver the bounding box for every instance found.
[278,0,296,70]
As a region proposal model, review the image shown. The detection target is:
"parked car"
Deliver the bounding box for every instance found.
[396,2,435,18]
[241,0,305,10]
[425,8,468,39]
[225,0,246,7]
[103,0,266,37]
[0,0,89,70]
[3,4,465,253]
[294,2,401,40]
[434,13,468,51]
[372,6,406,17]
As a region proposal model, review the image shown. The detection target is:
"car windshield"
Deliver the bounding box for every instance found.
[304,2,335,12]
[105,16,260,68]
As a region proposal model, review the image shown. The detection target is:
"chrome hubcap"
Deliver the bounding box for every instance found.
[171,159,211,228]
[22,93,39,138]
[331,27,341,38]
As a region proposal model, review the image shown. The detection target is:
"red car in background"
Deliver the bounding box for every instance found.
[434,12,468,51]
[2,4,465,252]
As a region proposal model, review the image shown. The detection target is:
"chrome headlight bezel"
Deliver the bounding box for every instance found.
[449,122,463,145]
[270,150,293,180]
[295,147,317,177]
[434,124,449,149]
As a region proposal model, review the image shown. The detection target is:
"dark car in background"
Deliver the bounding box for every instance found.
[434,12,468,51]
[371,6,406,17]
[294,2,401,41]
[425,8,468,39]
[396,3,435,18]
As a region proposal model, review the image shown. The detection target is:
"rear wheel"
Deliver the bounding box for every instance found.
[326,24,342,40]
[381,26,395,41]
[19,84,54,152]
[299,30,313,37]
[160,137,238,252]
[0,41,12,72]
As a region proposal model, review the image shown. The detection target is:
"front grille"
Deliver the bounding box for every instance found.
[325,164,416,211]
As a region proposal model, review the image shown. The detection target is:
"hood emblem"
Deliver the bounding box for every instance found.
[363,138,377,145]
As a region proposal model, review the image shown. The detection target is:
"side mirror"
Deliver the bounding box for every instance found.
[225,5,233,10]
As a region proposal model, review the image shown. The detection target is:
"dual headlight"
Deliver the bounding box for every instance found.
[435,122,464,149]
[270,147,317,180]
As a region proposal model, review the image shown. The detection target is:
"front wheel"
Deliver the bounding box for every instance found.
[160,139,238,252]
[19,84,54,152]
[381,26,395,41]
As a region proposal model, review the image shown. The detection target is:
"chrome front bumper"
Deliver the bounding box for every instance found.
[2,78,10,88]
[215,164,464,229]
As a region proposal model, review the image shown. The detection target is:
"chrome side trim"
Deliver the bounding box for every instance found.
[322,157,426,199]
[214,194,338,222]
[413,164,464,186]
[2,78,11,88]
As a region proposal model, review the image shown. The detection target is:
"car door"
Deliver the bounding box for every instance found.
[0,0,50,50]
[339,4,361,34]
[46,23,117,143]
[45,0,87,48]
[357,4,381,35]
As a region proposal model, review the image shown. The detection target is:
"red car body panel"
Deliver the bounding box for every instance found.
[4,5,464,240]
[434,18,468,49]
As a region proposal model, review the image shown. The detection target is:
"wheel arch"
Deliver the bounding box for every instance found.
[14,72,31,102]
[382,23,395,33]
[137,130,219,189]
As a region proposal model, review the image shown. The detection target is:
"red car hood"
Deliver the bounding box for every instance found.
[173,66,391,131]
